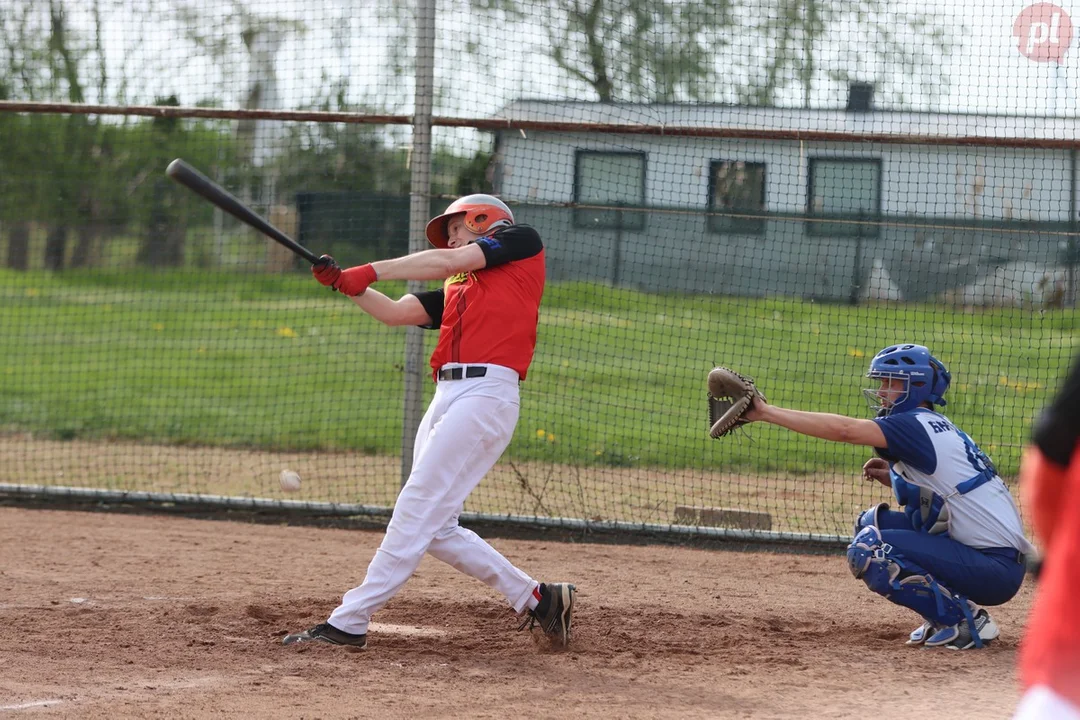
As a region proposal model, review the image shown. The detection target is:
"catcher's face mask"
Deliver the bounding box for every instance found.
[863,343,949,416]
[863,375,909,416]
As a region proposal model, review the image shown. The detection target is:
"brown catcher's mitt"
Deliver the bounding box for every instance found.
[707,367,766,439]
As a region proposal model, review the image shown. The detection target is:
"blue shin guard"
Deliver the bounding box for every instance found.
[846,526,982,647]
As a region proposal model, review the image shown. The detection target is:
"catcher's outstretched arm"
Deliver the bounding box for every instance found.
[749,403,887,447]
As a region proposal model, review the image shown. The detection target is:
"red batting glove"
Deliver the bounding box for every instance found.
[312,254,342,287]
[335,263,378,297]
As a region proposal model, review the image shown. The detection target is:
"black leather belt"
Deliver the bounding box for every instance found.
[438,366,487,381]
[983,547,1025,564]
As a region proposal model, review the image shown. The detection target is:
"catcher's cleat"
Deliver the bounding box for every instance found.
[519,582,576,647]
[906,620,940,646]
[925,608,999,650]
[282,622,367,649]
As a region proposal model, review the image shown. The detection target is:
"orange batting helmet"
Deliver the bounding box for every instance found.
[425,194,514,249]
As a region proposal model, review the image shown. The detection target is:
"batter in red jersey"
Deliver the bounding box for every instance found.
[1013,352,1080,719]
[283,195,575,649]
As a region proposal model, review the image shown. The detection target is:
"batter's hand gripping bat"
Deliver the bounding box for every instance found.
[165,158,320,264]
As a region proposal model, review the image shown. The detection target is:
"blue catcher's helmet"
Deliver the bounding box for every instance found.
[863,344,951,416]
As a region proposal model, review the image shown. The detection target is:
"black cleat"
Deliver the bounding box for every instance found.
[282,622,367,649]
[519,582,576,647]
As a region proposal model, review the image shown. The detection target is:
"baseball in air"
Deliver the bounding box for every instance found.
[279,469,302,492]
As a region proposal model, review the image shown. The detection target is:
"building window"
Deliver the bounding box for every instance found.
[573,151,646,230]
[708,161,766,235]
[807,158,881,237]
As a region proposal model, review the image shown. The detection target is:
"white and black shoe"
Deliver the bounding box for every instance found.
[924,608,999,650]
[519,583,576,647]
[282,622,367,649]
[906,620,940,646]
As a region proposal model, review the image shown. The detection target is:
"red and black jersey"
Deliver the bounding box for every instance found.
[1020,353,1080,704]
[1033,352,1080,466]
[1019,449,1080,705]
[412,225,545,380]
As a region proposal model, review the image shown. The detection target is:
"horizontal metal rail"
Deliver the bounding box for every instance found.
[0,483,847,547]
[4,100,1080,149]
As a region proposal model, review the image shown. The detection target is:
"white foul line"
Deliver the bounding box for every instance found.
[0,700,65,711]
[368,622,449,638]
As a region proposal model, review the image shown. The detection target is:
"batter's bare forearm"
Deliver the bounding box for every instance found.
[351,289,430,326]
[373,245,483,281]
[757,405,886,447]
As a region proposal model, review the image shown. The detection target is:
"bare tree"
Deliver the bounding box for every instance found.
[552,0,733,102]
[476,0,951,106]
[733,0,952,108]
[471,0,733,103]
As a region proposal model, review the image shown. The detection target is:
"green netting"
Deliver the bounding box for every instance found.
[1,0,1077,540]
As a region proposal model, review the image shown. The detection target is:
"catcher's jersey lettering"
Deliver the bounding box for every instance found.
[928,419,953,434]
[874,408,1033,553]
[412,225,545,380]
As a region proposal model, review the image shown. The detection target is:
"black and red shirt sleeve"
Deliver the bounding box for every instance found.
[475,225,543,267]
[1033,352,1080,466]
[412,289,445,329]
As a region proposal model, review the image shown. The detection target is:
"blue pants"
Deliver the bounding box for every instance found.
[877,511,1025,606]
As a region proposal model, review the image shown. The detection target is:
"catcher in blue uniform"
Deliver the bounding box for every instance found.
[741,343,1034,649]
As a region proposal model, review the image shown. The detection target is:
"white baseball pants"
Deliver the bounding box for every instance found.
[328,364,538,635]
[1012,686,1080,720]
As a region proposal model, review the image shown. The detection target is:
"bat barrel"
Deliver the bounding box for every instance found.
[166,159,321,264]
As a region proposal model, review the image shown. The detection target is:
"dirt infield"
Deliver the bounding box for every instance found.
[0,507,1033,719]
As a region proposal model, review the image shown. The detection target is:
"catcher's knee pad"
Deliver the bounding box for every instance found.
[847,527,969,628]
[847,526,888,578]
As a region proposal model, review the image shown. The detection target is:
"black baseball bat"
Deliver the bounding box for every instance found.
[165,158,320,264]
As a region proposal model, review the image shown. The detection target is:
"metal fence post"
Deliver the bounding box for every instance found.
[1070,148,1077,308]
[849,211,866,305]
[401,0,436,487]
[612,205,624,287]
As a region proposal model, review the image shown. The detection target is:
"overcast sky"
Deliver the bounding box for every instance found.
[74,0,1080,118]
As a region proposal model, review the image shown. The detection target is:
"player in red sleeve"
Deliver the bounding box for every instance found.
[1013,352,1080,719]
[282,195,575,650]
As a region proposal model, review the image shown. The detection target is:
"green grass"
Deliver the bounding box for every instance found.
[2,269,1077,476]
